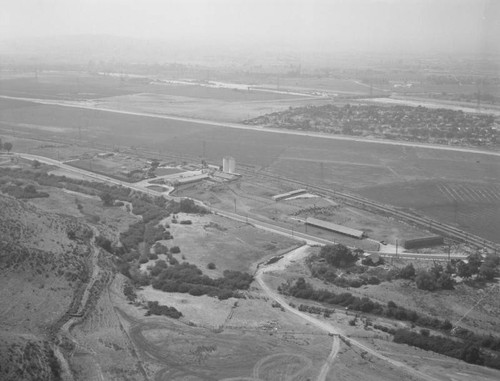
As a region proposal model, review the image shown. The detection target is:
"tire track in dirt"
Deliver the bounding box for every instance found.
[256,245,441,381]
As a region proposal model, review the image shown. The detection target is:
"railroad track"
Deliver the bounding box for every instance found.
[238,167,500,253]
[6,129,497,252]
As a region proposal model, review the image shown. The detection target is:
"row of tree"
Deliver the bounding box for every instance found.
[396,253,499,292]
[394,329,500,369]
[280,277,500,369]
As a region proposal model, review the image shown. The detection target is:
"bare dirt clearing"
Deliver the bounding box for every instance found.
[161,212,297,274]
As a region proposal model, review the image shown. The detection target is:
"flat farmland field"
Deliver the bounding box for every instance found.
[358,181,500,242]
[0,74,141,100]
[0,71,308,103]
[96,92,328,122]
[1,98,499,242]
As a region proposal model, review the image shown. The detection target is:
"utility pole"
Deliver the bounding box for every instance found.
[395,239,399,258]
[234,198,236,213]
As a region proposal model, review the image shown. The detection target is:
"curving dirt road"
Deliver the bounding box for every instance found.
[255,245,440,381]
[255,246,340,381]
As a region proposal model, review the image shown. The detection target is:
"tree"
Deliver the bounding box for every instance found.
[320,244,358,267]
[457,261,473,279]
[467,252,483,274]
[415,269,438,291]
[32,159,41,169]
[479,254,499,281]
[100,192,114,206]
[24,184,37,194]
[399,263,416,279]
[437,272,455,290]
[479,263,496,281]
[207,262,216,270]
[3,142,12,152]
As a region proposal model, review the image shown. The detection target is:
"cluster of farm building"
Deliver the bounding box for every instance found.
[244,104,498,147]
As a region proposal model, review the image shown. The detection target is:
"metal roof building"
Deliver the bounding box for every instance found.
[172,173,209,185]
[305,217,365,239]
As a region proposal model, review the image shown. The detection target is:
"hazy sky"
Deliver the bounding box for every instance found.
[1,0,498,54]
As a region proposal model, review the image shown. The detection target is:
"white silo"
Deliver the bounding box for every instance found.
[223,156,236,174]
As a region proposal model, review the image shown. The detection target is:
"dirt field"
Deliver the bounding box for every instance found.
[158,213,297,274]
[177,179,438,249]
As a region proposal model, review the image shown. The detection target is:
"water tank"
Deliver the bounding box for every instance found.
[222,156,235,174]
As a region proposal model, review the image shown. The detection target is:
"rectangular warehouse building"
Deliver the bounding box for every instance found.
[403,236,444,250]
[305,217,365,239]
[272,189,307,201]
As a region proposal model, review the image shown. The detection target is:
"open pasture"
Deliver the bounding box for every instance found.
[1,98,499,242]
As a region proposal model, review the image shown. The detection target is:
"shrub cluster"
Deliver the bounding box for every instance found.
[1,183,49,199]
[145,301,182,318]
[393,329,500,369]
[151,263,253,300]
[281,278,452,330]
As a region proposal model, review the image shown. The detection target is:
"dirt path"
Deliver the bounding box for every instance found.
[255,246,340,381]
[58,228,105,381]
[255,245,440,381]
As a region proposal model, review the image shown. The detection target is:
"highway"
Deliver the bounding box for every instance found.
[3,94,500,158]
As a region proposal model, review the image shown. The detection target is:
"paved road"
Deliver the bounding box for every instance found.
[2,94,500,158]
[16,152,444,380]
[16,152,469,262]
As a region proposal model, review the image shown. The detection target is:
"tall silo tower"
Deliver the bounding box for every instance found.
[223,156,236,174]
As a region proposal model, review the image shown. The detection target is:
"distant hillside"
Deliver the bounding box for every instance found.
[0,194,94,380]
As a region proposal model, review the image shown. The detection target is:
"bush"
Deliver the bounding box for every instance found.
[415,269,438,291]
[153,243,168,254]
[398,263,416,279]
[170,246,181,254]
[207,262,216,270]
[180,220,192,225]
[146,301,182,319]
[393,329,487,367]
[367,276,381,285]
[95,235,113,253]
[320,244,358,268]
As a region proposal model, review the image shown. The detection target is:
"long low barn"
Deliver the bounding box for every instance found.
[305,217,365,239]
[272,189,307,201]
[403,236,444,249]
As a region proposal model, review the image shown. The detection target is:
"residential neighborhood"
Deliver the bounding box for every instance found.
[244,103,499,148]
